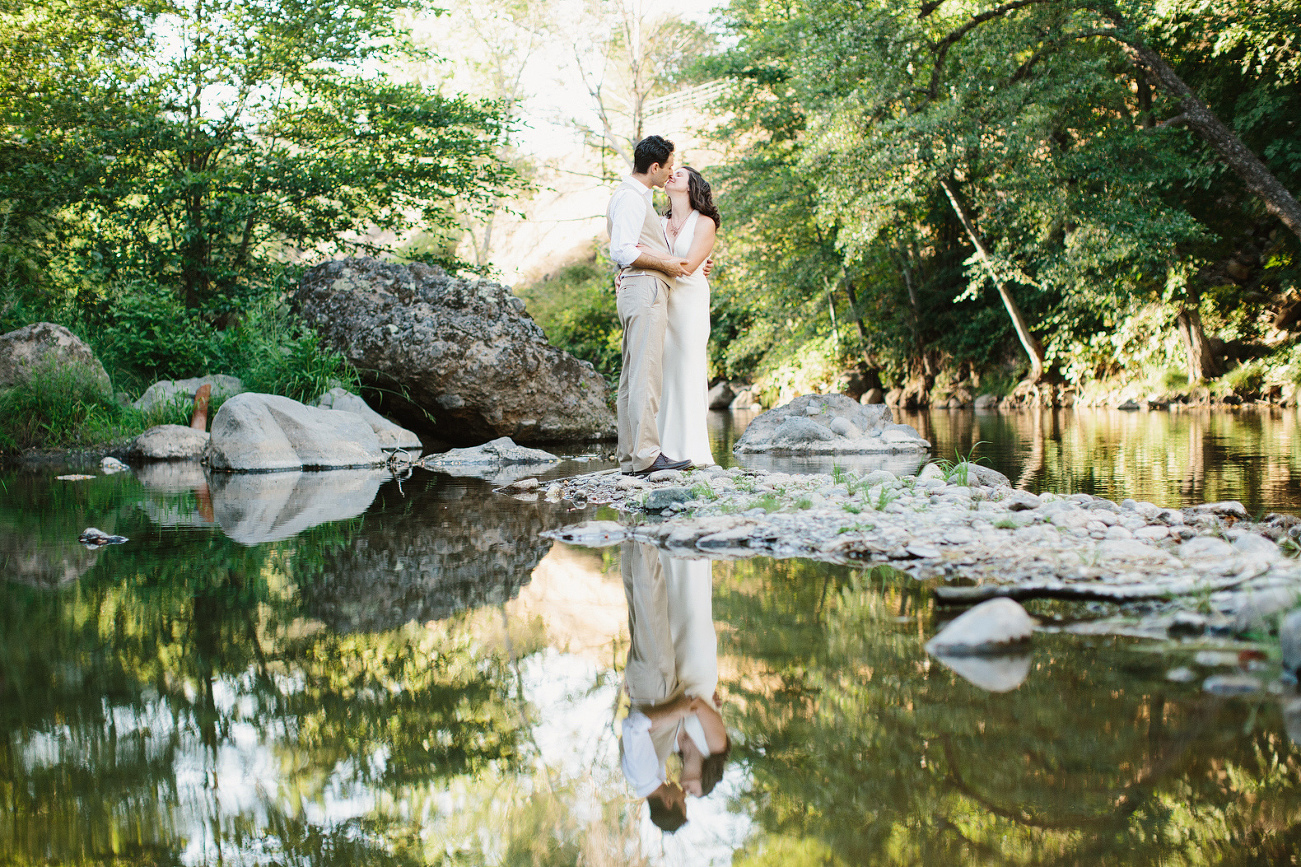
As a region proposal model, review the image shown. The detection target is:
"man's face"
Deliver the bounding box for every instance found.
[650,153,675,188]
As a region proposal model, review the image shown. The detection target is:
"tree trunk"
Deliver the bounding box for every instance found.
[1114,39,1301,244]
[939,178,1046,381]
[1174,306,1219,382]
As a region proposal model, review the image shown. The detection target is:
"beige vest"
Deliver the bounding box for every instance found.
[607,178,670,282]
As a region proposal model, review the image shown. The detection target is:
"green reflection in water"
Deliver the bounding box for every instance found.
[3,469,1301,865]
[0,470,532,865]
[712,558,1301,866]
[899,408,1301,515]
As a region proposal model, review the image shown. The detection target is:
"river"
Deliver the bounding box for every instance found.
[1,408,1298,864]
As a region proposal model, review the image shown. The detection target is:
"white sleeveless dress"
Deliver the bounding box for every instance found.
[657,210,715,466]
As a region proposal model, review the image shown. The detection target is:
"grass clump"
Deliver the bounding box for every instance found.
[0,360,142,452]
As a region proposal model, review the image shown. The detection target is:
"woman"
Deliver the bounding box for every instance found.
[657,166,719,467]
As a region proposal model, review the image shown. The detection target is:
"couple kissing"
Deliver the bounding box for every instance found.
[606,134,720,477]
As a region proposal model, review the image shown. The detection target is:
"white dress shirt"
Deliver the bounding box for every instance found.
[608,176,655,269]
[620,710,664,798]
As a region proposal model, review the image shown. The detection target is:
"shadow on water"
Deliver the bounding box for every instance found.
[1,422,1300,863]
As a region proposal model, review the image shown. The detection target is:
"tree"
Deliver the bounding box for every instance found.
[0,0,516,314]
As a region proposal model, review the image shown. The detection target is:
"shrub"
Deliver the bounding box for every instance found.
[1221,359,1267,398]
[0,359,142,452]
[220,298,359,404]
[516,246,621,381]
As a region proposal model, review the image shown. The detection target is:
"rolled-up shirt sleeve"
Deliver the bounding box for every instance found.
[620,710,663,798]
[609,187,648,269]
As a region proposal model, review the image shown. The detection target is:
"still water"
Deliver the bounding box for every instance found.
[2,409,1300,865]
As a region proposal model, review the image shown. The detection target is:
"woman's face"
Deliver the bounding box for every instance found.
[665,168,691,193]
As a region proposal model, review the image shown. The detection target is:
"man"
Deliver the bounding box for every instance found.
[606,134,693,476]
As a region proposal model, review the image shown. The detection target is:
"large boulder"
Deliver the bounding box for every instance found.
[134,374,244,416]
[316,386,421,451]
[0,322,111,393]
[734,393,929,454]
[205,393,386,472]
[293,258,616,445]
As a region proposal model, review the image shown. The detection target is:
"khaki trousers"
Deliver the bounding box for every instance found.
[616,273,669,473]
[621,540,677,706]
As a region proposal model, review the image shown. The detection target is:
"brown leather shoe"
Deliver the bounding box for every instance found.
[630,454,693,476]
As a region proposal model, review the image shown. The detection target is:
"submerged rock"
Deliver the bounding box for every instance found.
[294,257,615,444]
[734,394,928,454]
[205,393,386,472]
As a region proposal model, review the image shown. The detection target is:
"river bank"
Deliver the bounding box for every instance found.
[541,462,1301,670]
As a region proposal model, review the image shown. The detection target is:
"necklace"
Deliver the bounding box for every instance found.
[666,210,688,238]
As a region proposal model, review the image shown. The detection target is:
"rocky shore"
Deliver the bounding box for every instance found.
[539,462,1301,653]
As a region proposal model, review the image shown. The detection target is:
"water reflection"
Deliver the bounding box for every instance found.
[900,407,1301,514]
[619,543,728,832]
[3,468,1301,864]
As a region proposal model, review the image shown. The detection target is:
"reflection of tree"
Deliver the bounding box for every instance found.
[713,559,1301,864]
[298,474,572,632]
[0,482,525,864]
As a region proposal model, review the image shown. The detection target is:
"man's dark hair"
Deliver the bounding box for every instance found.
[633,135,674,174]
[647,791,687,832]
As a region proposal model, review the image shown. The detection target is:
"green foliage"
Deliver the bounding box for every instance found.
[221,297,361,404]
[0,358,141,452]
[1220,358,1268,397]
[704,0,1301,391]
[516,244,622,381]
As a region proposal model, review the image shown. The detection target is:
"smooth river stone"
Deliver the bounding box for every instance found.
[926,598,1035,655]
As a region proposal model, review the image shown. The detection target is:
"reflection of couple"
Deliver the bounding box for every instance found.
[619,541,729,831]
[606,134,719,476]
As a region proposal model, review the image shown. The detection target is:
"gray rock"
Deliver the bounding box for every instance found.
[128,424,209,460]
[730,387,764,409]
[1002,490,1042,511]
[1233,532,1279,557]
[648,469,684,483]
[770,416,837,446]
[829,417,862,438]
[205,393,386,472]
[0,322,111,393]
[973,393,999,410]
[134,374,244,416]
[294,258,615,444]
[1177,536,1235,561]
[316,386,421,451]
[1281,609,1301,678]
[1185,501,1250,522]
[707,381,735,409]
[425,436,559,470]
[1233,588,1301,634]
[735,393,925,454]
[925,598,1035,655]
[209,469,387,544]
[644,487,696,511]
[100,456,129,474]
[966,464,1010,488]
